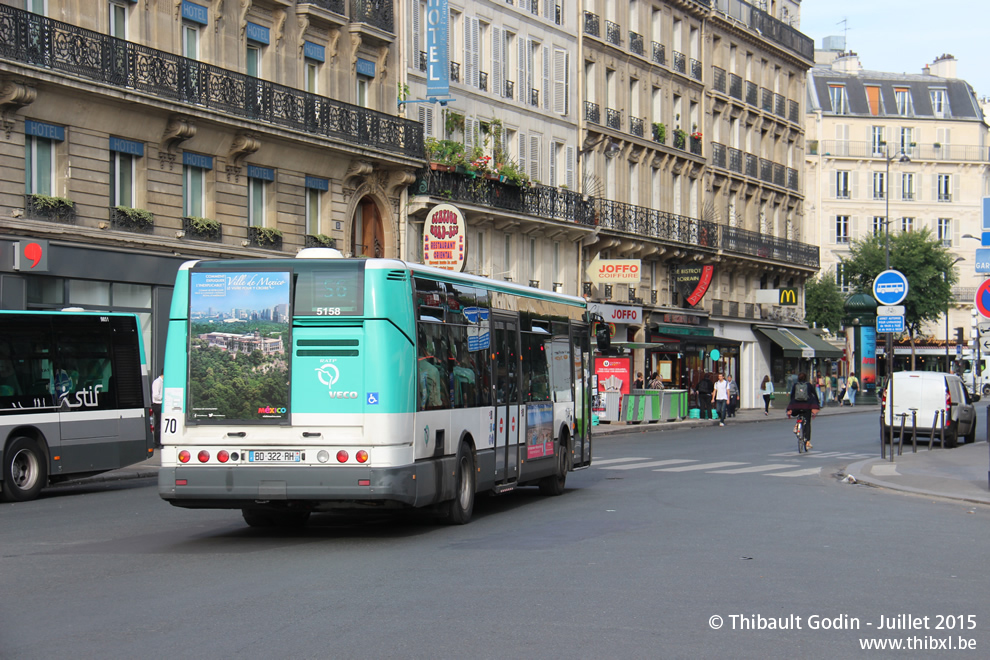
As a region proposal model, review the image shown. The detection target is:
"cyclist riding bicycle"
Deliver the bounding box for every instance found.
[786,372,821,451]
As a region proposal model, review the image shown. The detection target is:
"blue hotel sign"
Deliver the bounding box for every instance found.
[356,58,376,78]
[109,136,144,157]
[246,165,274,181]
[305,176,329,191]
[246,22,270,45]
[303,41,325,62]
[182,152,213,170]
[25,120,65,142]
[425,0,449,98]
[181,1,208,25]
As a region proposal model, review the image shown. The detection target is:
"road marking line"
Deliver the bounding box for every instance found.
[592,457,651,466]
[709,463,797,474]
[603,459,696,470]
[766,467,822,477]
[655,461,747,472]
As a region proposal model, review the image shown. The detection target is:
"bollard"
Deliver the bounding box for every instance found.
[939,409,946,449]
[880,411,886,459]
[897,413,906,457]
[910,409,918,453]
[929,411,939,451]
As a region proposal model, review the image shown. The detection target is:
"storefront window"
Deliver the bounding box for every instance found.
[112,283,151,308]
[26,277,64,306]
[69,280,111,307]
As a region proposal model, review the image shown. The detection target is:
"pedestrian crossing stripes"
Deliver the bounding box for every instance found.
[592,454,836,478]
[709,463,795,474]
[592,457,651,466]
[769,451,873,459]
[654,461,747,472]
[601,459,696,470]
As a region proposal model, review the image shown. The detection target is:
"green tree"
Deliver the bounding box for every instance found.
[840,227,957,368]
[804,269,845,333]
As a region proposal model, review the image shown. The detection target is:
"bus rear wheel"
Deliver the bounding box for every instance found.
[445,441,475,525]
[241,508,311,528]
[539,437,570,496]
[2,437,47,502]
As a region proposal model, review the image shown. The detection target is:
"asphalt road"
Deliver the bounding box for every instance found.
[1,409,988,659]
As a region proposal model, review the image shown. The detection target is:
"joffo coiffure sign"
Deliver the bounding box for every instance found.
[423,203,466,271]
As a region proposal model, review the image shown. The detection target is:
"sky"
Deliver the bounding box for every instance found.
[798,0,990,98]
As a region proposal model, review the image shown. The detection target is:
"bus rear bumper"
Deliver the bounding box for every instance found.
[158,459,454,510]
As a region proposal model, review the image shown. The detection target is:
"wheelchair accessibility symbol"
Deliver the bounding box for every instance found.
[367,392,379,405]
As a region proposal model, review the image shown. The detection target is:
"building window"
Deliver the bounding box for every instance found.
[901,173,915,201]
[901,217,914,232]
[306,188,320,235]
[871,126,885,156]
[110,152,135,207]
[248,177,266,227]
[930,89,948,118]
[835,263,850,294]
[938,218,952,246]
[247,45,262,78]
[305,61,319,93]
[872,216,885,236]
[872,171,885,200]
[109,1,127,39]
[894,87,912,116]
[25,136,55,195]
[835,170,850,199]
[357,76,369,108]
[183,23,199,59]
[828,85,848,114]
[503,233,512,280]
[553,241,560,283]
[475,230,485,274]
[937,174,952,202]
[835,215,849,244]
[27,0,44,15]
[899,127,914,155]
[183,165,205,217]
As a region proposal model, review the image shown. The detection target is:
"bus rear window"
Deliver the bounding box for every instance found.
[294,264,365,316]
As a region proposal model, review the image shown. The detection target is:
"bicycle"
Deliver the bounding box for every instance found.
[792,412,814,453]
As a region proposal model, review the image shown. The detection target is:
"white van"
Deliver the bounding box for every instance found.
[881,371,977,448]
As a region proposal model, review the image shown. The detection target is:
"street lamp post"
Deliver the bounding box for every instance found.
[883,144,910,457]
[946,257,965,372]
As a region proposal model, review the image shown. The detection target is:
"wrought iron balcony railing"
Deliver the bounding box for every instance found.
[531,88,539,106]
[0,4,421,158]
[596,199,719,250]
[302,0,346,15]
[728,73,742,100]
[721,226,819,268]
[744,153,758,178]
[584,11,600,38]
[761,88,773,113]
[530,0,540,15]
[350,0,395,34]
[690,58,702,81]
[773,162,785,187]
[689,136,702,156]
[788,99,800,123]
[652,122,666,144]
[652,42,665,66]
[630,116,644,138]
[673,130,686,150]
[712,66,726,93]
[504,79,515,99]
[759,158,773,183]
[412,169,596,226]
[816,140,990,162]
[786,167,799,191]
[711,142,726,169]
[418,50,427,72]
[672,51,686,74]
[745,81,758,106]
[605,107,621,130]
[450,61,460,83]
[728,147,742,173]
[585,101,601,124]
[774,93,786,118]
[605,20,621,46]
[629,31,644,56]
[479,71,488,92]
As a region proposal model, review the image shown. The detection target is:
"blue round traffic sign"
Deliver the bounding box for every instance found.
[873,270,909,306]
[976,279,990,318]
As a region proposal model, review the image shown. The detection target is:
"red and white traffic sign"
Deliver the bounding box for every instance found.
[976,279,990,318]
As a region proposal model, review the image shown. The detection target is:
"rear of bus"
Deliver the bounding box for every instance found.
[158,256,427,519]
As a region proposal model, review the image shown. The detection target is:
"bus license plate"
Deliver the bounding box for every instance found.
[247,450,301,463]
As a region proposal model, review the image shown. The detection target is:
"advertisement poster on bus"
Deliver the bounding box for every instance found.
[526,403,553,459]
[187,270,291,423]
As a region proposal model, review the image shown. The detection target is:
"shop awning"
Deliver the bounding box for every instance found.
[755,326,815,359]
[790,328,843,359]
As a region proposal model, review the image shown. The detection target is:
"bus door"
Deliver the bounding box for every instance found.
[493,316,521,484]
[570,322,591,467]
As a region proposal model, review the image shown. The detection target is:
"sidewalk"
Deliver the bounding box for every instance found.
[82,402,990,505]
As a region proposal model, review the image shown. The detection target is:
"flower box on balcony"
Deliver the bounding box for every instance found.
[110,206,155,233]
[25,194,75,223]
[248,226,283,249]
[183,216,222,242]
[305,234,336,248]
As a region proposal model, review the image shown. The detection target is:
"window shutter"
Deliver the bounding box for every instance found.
[466,16,479,88]
[412,0,421,63]
[548,144,556,187]
[492,26,503,98]
[850,216,859,240]
[530,134,541,182]
[419,105,435,138]
[954,174,960,202]
[518,37,527,103]
[565,145,574,189]
[518,132,527,176]
[465,117,477,150]
[519,0,528,11]
[850,171,859,199]
[893,173,901,200]
[829,169,836,198]
[932,174,939,203]
[952,218,960,246]
[829,217,837,244]
[542,45,552,110]
[527,38,536,100]
[543,0,553,21]
[553,46,567,114]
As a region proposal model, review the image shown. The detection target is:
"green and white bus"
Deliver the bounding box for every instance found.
[1,311,153,501]
[159,249,595,526]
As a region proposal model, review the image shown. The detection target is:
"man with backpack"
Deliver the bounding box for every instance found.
[786,372,821,451]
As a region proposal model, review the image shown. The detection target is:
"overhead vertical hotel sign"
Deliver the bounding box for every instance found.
[423,204,465,271]
[425,0,449,98]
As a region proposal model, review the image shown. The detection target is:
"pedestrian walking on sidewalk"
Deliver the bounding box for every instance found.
[697,372,714,419]
[712,372,730,426]
[727,376,739,417]
[761,375,774,415]
[847,372,860,406]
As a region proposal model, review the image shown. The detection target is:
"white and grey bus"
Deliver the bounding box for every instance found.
[0,311,153,501]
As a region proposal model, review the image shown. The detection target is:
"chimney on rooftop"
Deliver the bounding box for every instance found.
[927,54,957,79]
[831,51,861,75]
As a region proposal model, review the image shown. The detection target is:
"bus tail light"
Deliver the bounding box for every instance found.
[217,450,229,463]
[198,450,210,463]
[356,450,368,463]
[358,479,371,486]
[178,450,191,463]
[336,450,349,463]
